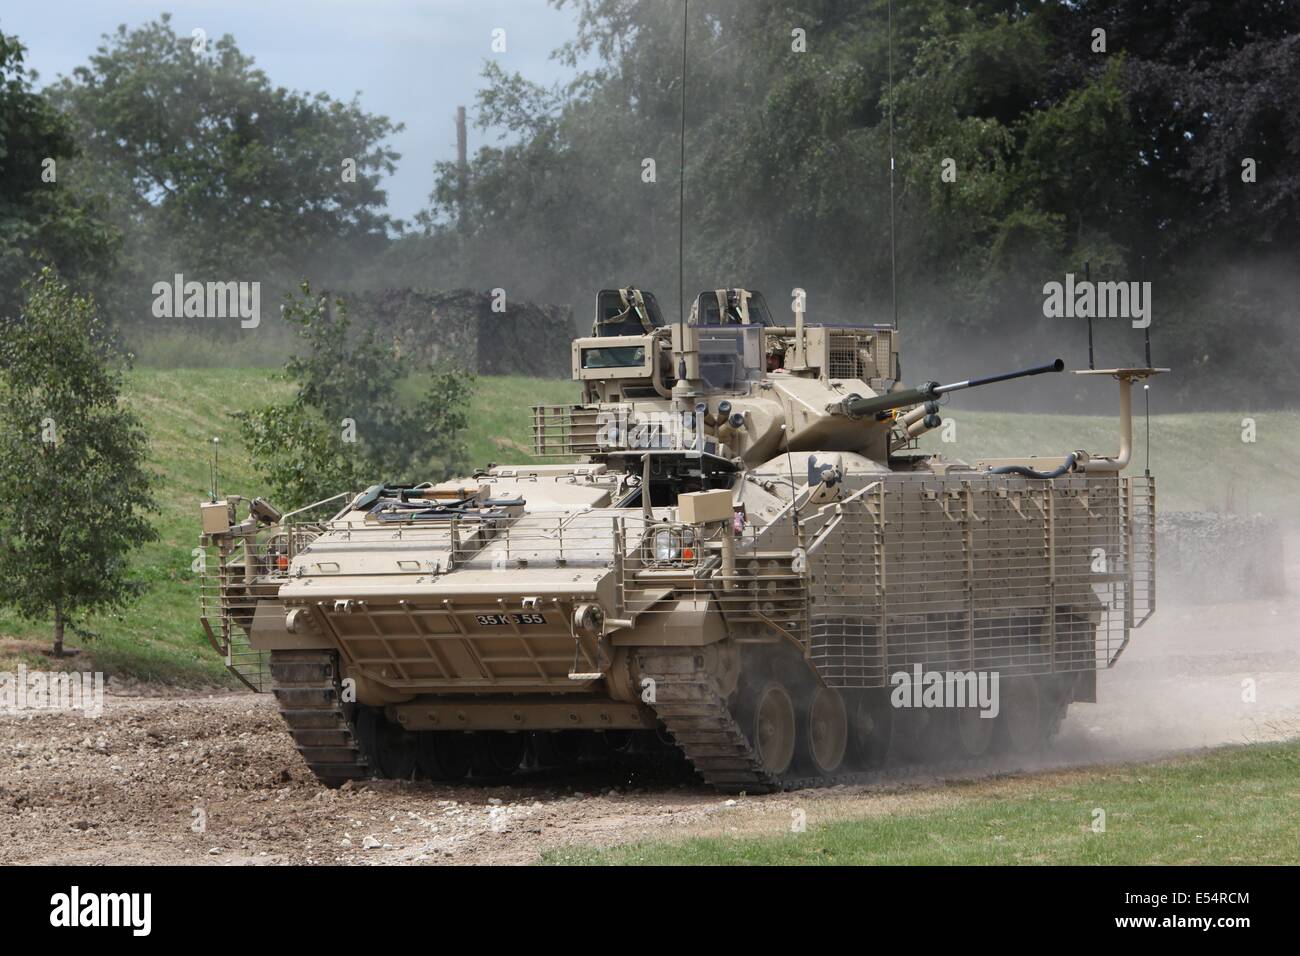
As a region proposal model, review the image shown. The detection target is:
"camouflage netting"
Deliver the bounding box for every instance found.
[1156,512,1289,605]
[341,289,573,377]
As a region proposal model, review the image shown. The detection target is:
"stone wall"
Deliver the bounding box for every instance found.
[341,289,573,377]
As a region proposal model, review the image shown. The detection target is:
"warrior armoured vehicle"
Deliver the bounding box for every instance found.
[200,288,1160,791]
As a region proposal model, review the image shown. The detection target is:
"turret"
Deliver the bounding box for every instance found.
[543,289,1073,470]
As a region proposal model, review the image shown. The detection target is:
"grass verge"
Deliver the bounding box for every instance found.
[544,741,1300,865]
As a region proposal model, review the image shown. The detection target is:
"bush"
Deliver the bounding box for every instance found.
[235,283,474,510]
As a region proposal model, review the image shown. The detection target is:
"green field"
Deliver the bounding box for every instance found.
[0,366,1294,685]
[545,741,1300,865]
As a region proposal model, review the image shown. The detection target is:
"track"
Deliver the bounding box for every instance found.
[269,649,370,786]
[634,648,780,793]
[271,647,1057,793]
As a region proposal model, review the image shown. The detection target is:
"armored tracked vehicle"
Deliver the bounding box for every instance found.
[200,288,1160,791]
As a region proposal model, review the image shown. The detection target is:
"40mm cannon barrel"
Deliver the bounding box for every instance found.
[844,359,1065,419]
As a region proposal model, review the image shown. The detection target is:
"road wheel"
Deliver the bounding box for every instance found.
[955,705,995,758]
[354,706,420,778]
[373,716,418,780]
[750,681,796,776]
[532,730,585,768]
[799,686,847,775]
[849,690,893,767]
[1038,674,1075,747]
[994,678,1042,754]
[470,731,526,778]
[416,732,472,780]
[920,707,958,760]
[598,730,635,754]
[889,707,931,762]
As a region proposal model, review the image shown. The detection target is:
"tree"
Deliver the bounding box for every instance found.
[0,30,116,322]
[46,14,403,324]
[425,0,1300,406]
[236,284,474,511]
[0,269,157,656]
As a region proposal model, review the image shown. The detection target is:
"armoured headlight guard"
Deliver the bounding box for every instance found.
[645,524,699,566]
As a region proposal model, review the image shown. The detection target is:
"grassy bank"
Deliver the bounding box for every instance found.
[545,741,1300,865]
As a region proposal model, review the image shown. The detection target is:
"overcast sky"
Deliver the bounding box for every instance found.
[2,0,591,224]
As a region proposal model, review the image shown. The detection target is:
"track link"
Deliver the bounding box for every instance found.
[635,648,779,794]
[269,649,370,787]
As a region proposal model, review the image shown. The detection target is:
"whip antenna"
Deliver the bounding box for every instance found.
[1141,255,1152,367]
[678,0,689,335]
[1141,254,1153,476]
[1145,383,1151,476]
[888,0,898,330]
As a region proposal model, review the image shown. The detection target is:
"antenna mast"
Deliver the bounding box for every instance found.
[209,436,220,502]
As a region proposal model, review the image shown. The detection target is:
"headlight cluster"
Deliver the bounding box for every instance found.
[650,527,697,565]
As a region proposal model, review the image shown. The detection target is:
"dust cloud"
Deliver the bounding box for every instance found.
[1046,528,1300,766]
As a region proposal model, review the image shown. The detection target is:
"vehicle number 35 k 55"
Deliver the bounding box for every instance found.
[475,613,546,626]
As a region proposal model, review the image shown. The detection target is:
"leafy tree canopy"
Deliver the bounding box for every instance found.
[0,268,157,655]
[0,31,116,321]
[236,284,474,511]
[48,14,404,322]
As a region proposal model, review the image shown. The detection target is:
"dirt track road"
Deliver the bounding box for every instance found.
[3,589,1297,865]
